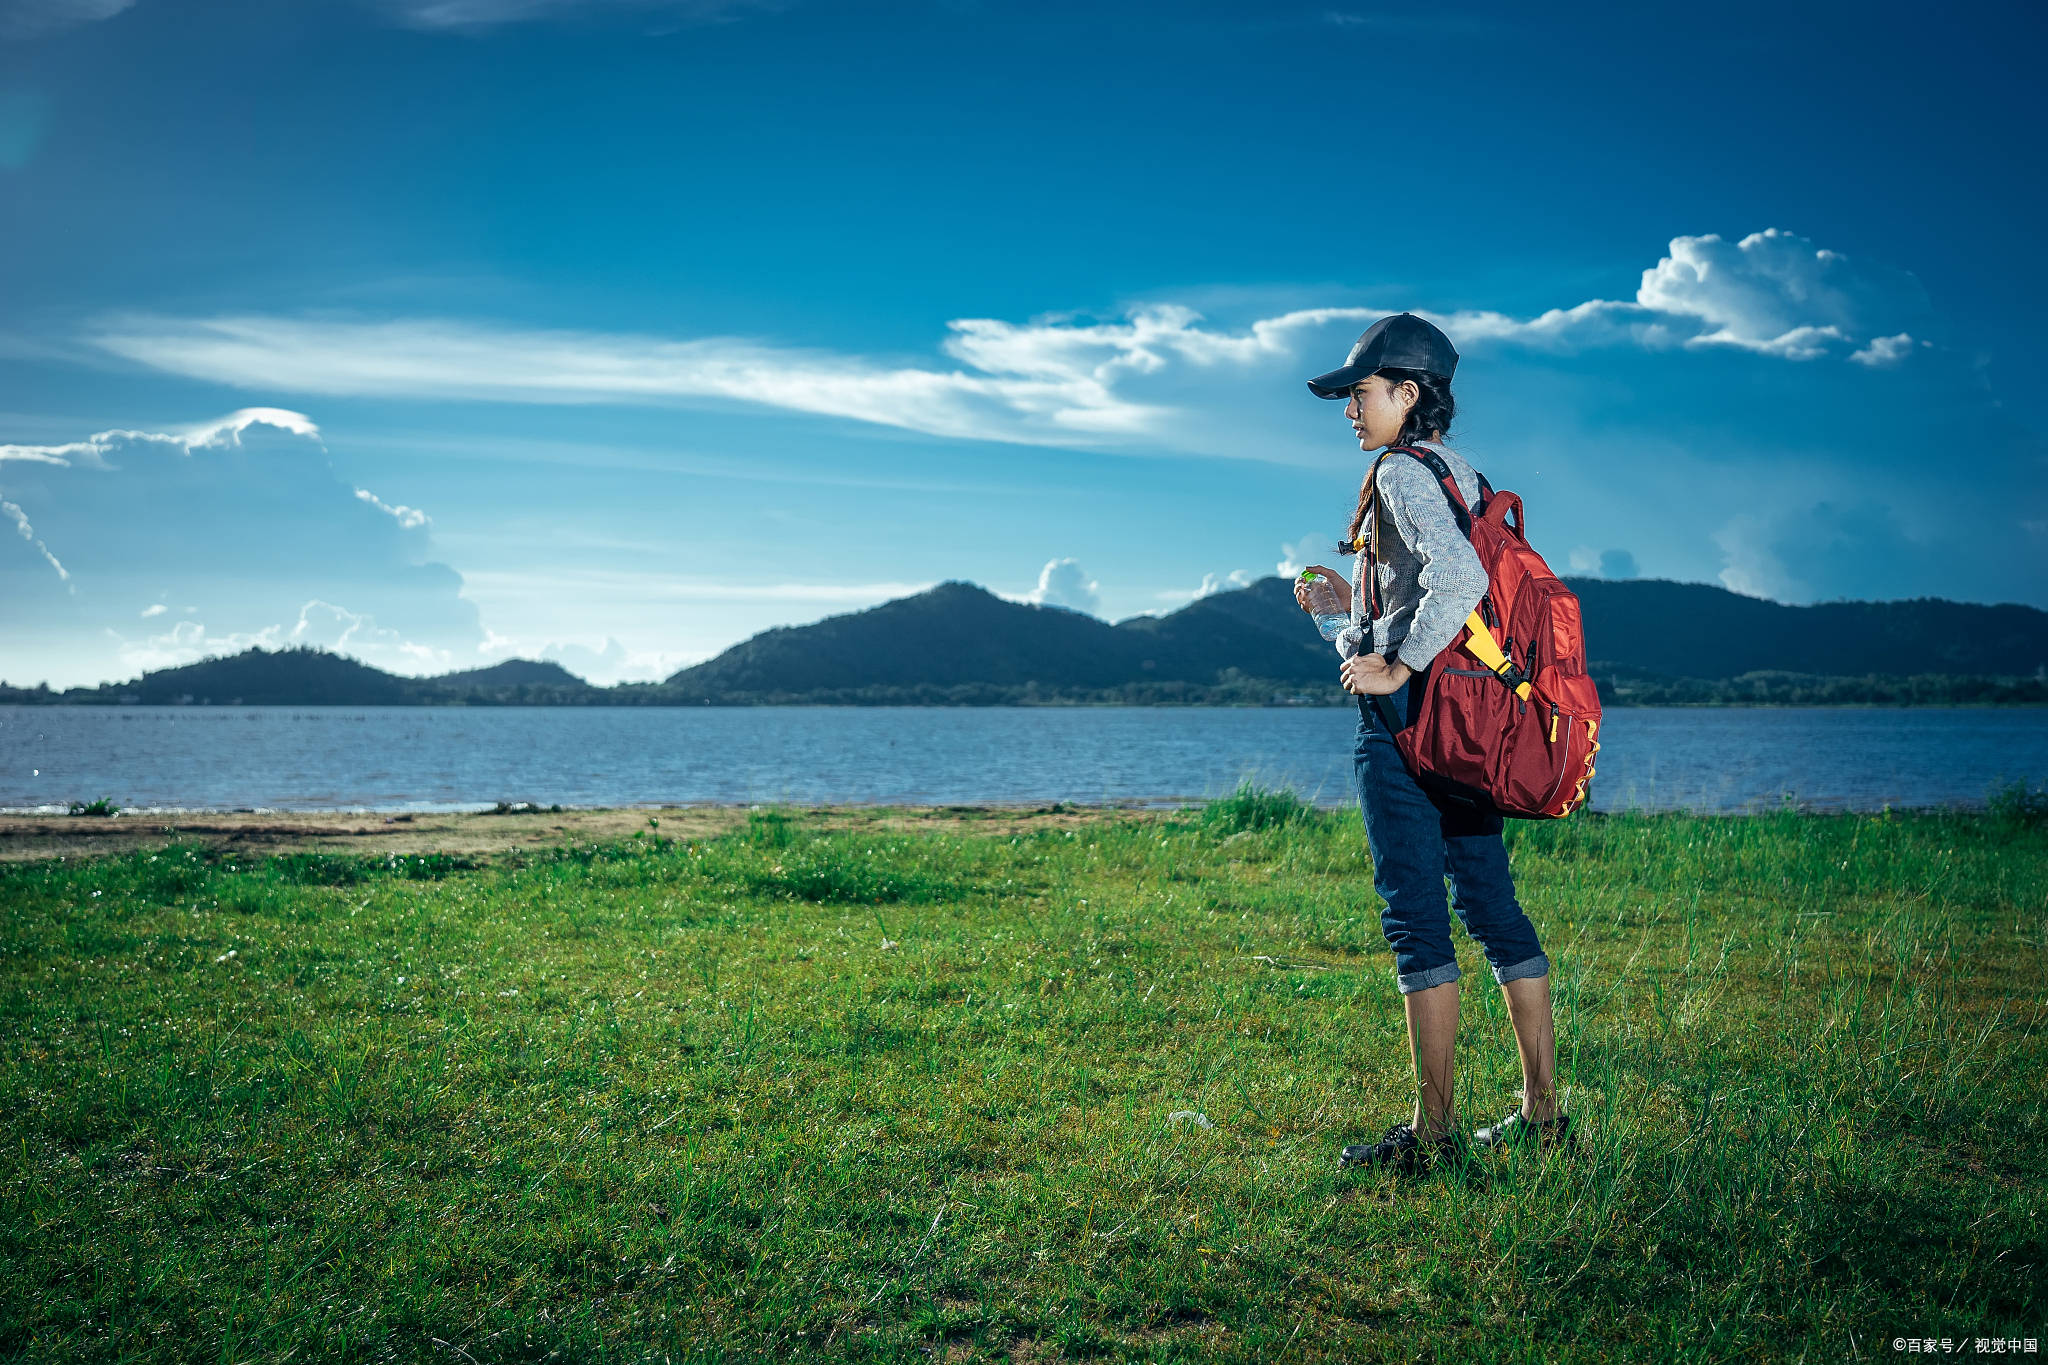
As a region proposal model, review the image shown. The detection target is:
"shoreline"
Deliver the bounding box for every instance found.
[0,797,2015,862]
[0,802,1148,862]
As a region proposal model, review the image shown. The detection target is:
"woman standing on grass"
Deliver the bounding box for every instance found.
[1292,313,1570,1173]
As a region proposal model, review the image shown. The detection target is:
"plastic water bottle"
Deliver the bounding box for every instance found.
[1298,570,1351,641]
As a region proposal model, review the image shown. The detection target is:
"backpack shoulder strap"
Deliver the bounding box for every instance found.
[1389,444,1480,537]
[1390,445,1516,648]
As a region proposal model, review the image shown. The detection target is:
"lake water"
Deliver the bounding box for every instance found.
[2,705,2043,815]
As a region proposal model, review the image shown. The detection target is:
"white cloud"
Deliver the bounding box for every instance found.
[2,496,70,584]
[110,599,458,677]
[354,487,431,529]
[1849,332,1917,367]
[1194,569,1251,599]
[289,599,448,669]
[1633,229,1929,359]
[1277,532,1338,578]
[87,231,1927,463]
[90,316,1169,449]
[4,411,483,684]
[1147,567,1270,610]
[0,407,321,468]
[1,0,133,40]
[1433,230,1929,363]
[476,635,684,686]
[1017,558,1100,615]
[116,618,281,676]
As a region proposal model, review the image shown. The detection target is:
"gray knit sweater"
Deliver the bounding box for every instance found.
[1337,442,1490,670]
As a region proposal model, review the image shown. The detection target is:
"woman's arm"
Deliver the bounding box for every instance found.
[1379,456,1488,671]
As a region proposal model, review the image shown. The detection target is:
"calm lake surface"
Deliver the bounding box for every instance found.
[3,705,2043,815]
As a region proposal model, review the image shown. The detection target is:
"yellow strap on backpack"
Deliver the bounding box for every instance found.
[1461,611,1534,701]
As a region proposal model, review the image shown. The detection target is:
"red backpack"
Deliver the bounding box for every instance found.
[1363,446,1602,819]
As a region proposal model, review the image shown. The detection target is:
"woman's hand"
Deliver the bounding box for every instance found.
[1293,565,1351,615]
[1341,653,1412,696]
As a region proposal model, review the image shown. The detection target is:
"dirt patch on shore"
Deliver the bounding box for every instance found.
[0,802,1162,862]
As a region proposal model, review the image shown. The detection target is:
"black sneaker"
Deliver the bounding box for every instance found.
[1472,1109,1573,1152]
[1340,1121,1469,1175]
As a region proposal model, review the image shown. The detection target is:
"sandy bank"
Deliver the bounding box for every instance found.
[0,802,1145,862]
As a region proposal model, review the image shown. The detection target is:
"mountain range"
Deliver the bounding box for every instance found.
[6,577,2046,707]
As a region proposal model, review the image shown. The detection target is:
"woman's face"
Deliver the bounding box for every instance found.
[1345,373,1417,451]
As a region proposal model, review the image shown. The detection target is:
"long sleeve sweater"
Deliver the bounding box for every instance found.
[1338,442,1490,671]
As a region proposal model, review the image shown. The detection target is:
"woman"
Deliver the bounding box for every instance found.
[1294,313,1569,1174]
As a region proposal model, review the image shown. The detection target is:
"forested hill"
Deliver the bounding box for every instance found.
[6,577,2045,706]
[1564,579,2047,679]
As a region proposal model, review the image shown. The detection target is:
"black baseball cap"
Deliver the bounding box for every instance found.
[1305,312,1459,398]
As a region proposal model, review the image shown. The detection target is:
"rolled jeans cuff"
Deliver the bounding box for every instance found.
[1494,953,1550,985]
[1395,960,1462,995]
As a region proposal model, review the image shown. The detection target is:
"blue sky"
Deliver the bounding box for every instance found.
[2,0,2044,686]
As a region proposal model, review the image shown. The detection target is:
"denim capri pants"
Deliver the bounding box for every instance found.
[1353,680,1551,994]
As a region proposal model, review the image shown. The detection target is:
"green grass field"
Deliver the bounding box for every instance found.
[3,794,2044,1362]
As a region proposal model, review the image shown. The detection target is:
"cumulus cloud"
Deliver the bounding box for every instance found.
[1,406,323,468]
[115,618,281,677]
[1195,569,1252,599]
[469,626,688,686]
[1634,230,1929,358]
[1850,332,1919,367]
[533,636,681,685]
[0,409,482,685]
[1,0,133,40]
[1277,532,1337,578]
[291,599,453,671]
[1439,230,1932,364]
[1019,558,1100,615]
[109,600,455,676]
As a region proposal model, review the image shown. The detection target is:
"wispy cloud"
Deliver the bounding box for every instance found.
[1,0,133,41]
[1321,9,1514,37]
[354,487,431,529]
[83,230,1934,458]
[2,497,70,584]
[374,0,781,31]
[90,316,1172,448]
